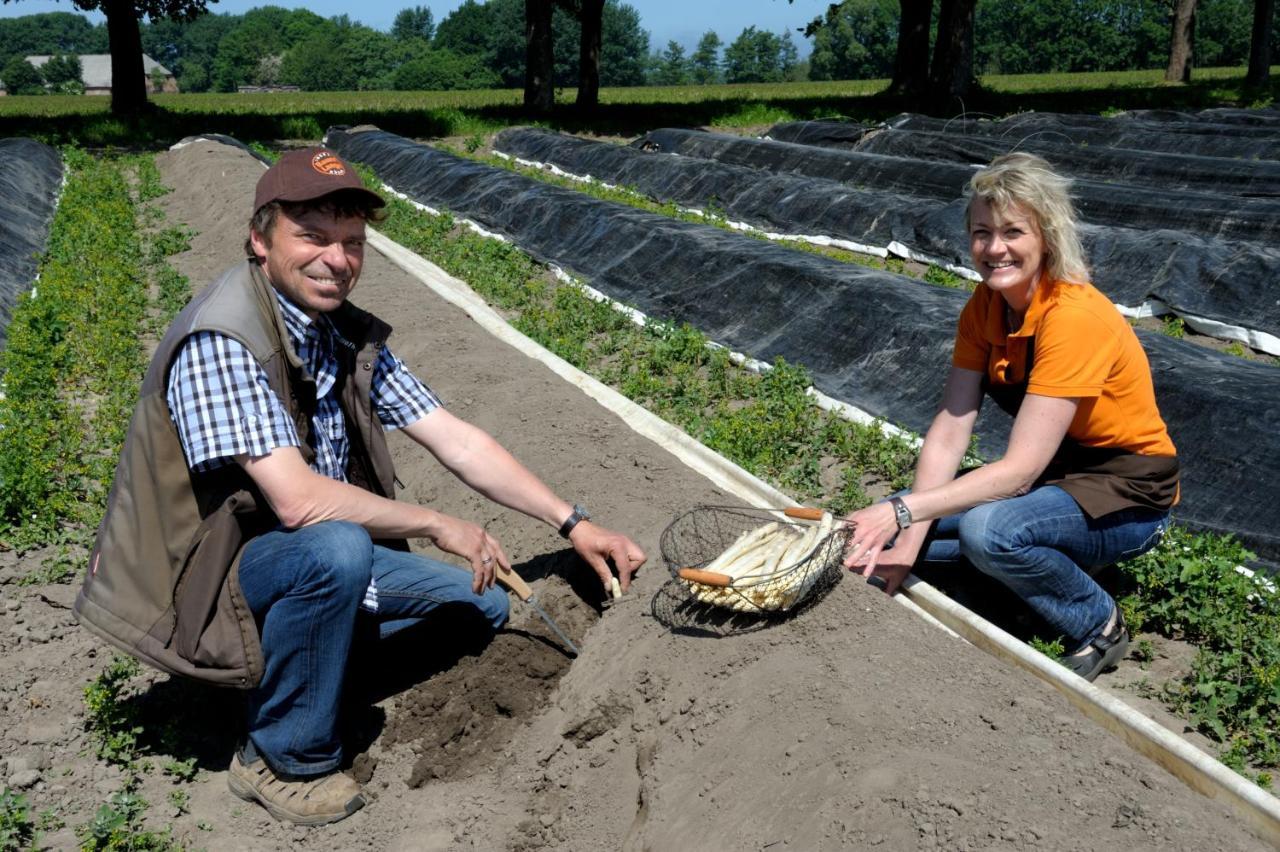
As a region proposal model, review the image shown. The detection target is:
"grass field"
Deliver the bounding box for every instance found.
[0,65,1274,145]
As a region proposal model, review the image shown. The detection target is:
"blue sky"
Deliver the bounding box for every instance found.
[0,0,826,56]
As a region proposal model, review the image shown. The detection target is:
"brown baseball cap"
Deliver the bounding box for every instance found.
[253,147,384,216]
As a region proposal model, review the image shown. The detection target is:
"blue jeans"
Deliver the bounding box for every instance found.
[237,520,510,776]
[917,486,1168,651]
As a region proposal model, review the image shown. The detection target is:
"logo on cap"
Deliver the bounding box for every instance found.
[311,151,347,176]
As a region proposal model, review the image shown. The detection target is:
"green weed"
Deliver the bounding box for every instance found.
[1160,315,1186,339]
[1029,636,1066,661]
[160,758,197,784]
[0,788,37,852]
[1119,526,1280,768]
[83,656,144,769]
[0,149,148,550]
[76,790,180,852]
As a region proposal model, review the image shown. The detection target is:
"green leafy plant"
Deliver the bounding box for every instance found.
[1029,636,1066,661]
[1160,315,1186,339]
[83,656,144,768]
[76,790,180,852]
[161,758,197,784]
[1119,526,1280,768]
[0,788,37,852]
[166,790,189,818]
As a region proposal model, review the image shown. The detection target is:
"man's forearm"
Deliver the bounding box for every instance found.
[239,449,449,539]
[402,411,574,531]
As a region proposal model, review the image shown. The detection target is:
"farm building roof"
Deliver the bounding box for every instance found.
[25,54,173,90]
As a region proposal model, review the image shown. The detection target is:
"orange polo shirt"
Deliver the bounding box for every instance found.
[952,279,1176,458]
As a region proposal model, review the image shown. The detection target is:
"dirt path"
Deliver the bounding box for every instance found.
[0,138,1269,850]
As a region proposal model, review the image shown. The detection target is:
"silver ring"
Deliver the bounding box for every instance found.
[481,556,494,565]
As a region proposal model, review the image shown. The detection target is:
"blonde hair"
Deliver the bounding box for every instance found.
[965,152,1089,285]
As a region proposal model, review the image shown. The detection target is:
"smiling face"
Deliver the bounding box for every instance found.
[250,205,366,319]
[968,196,1047,311]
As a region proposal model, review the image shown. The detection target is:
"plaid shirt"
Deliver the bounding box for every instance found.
[166,289,442,610]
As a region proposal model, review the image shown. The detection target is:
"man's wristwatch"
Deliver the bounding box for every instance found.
[889,496,913,531]
[559,503,590,539]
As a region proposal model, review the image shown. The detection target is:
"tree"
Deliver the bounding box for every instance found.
[0,12,107,67]
[434,0,494,56]
[525,0,554,112]
[392,6,434,43]
[41,51,82,86]
[1166,0,1198,81]
[651,39,690,85]
[805,0,898,81]
[392,47,498,90]
[575,0,604,108]
[1,55,45,94]
[3,0,213,116]
[890,0,931,94]
[1246,0,1275,87]
[724,25,787,83]
[928,0,977,105]
[598,1,647,86]
[690,29,721,83]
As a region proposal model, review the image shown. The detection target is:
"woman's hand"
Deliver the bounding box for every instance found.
[842,501,897,570]
[843,502,927,594]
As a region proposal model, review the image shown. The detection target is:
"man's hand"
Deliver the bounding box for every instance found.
[425,515,512,594]
[568,521,647,593]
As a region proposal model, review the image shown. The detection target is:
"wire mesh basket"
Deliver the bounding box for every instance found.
[659,505,849,616]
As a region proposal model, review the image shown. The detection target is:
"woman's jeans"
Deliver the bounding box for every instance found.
[917,485,1168,652]
[237,520,510,777]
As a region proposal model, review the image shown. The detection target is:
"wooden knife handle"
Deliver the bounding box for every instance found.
[784,506,825,521]
[677,568,733,587]
[493,563,533,601]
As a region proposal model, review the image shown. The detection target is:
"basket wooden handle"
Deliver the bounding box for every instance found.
[677,568,733,587]
[784,506,825,521]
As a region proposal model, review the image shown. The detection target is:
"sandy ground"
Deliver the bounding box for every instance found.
[0,138,1271,850]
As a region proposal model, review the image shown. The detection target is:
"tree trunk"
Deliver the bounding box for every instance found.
[1165,0,1198,83]
[104,0,148,118]
[523,0,555,114]
[575,0,604,111]
[1246,0,1275,88]
[928,0,977,111]
[889,0,932,97]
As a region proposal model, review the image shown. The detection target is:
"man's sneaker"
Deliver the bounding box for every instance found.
[227,750,365,826]
[1064,607,1130,682]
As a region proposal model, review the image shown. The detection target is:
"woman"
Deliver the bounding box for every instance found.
[843,152,1179,681]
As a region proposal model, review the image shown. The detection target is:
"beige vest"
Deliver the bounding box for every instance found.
[75,261,402,688]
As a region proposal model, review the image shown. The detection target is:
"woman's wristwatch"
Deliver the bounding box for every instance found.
[559,503,590,538]
[889,496,913,530]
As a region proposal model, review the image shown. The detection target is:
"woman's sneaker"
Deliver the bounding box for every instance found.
[227,750,365,826]
[1064,608,1130,682]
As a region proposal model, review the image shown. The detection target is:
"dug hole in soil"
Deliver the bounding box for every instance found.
[0,138,1268,851]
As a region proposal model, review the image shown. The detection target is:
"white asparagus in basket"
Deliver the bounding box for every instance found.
[681,510,834,610]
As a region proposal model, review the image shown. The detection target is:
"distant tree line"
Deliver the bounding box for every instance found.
[1,0,1277,98]
[800,0,1277,81]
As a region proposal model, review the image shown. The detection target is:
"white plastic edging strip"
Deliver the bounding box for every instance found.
[899,575,1280,846]
[369,226,1280,847]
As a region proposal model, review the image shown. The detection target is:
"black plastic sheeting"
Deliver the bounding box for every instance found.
[328,126,1280,565]
[0,138,62,349]
[884,113,1280,161]
[766,123,1280,198]
[635,128,1280,245]
[495,128,1280,344]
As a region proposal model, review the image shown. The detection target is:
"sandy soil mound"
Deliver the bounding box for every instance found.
[0,137,1268,851]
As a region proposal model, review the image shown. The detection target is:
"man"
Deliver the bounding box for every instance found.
[75,148,646,826]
